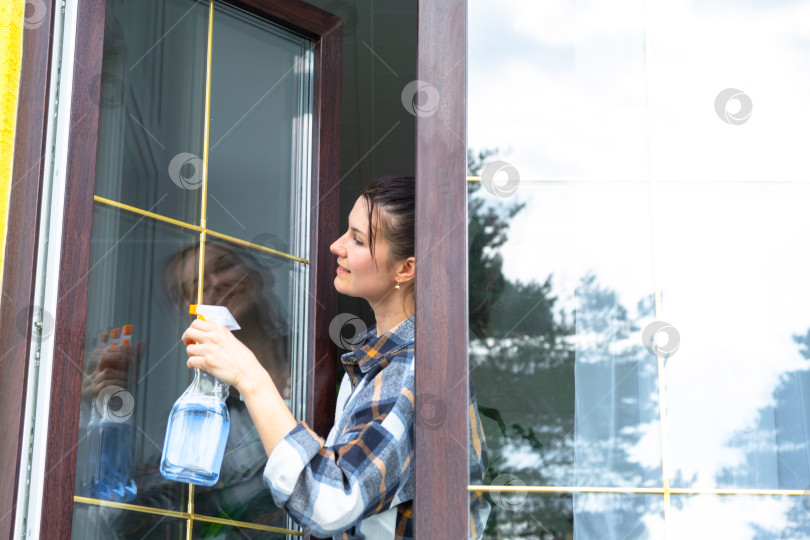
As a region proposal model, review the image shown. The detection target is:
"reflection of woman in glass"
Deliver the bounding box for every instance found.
[78,239,293,538]
[183,176,490,539]
[166,240,291,399]
[163,239,291,532]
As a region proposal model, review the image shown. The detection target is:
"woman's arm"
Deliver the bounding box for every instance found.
[238,371,299,454]
[183,319,297,455]
[262,355,415,537]
[183,319,415,537]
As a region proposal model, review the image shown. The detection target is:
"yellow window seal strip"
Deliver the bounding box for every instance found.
[0,0,25,296]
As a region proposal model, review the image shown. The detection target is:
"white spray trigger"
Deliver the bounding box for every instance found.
[190,304,241,331]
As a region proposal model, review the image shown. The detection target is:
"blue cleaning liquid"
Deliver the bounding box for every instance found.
[107,421,137,502]
[83,408,103,497]
[83,409,137,501]
[160,398,230,486]
[95,420,137,502]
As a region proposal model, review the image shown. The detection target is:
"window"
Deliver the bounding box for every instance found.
[76,0,314,535]
[22,0,341,536]
[466,0,810,537]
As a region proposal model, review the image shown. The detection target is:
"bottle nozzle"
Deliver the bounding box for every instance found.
[189,305,240,331]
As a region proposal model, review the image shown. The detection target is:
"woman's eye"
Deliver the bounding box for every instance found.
[352,237,363,245]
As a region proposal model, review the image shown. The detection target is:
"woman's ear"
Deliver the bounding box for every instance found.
[395,256,415,283]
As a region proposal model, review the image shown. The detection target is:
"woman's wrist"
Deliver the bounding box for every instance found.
[235,368,273,400]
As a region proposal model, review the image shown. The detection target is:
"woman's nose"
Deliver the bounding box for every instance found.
[330,235,344,256]
[204,271,228,295]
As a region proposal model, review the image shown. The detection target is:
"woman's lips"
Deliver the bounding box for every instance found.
[337,265,350,275]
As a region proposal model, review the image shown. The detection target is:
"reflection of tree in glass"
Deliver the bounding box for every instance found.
[468,149,662,538]
[468,148,525,342]
[469,148,810,538]
[468,148,574,538]
[795,329,810,360]
[573,273,660,482]
[663,327,810,539]
[569,275,663,540]
[704,327,810,540]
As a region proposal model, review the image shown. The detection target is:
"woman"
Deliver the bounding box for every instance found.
[183,176,489,539]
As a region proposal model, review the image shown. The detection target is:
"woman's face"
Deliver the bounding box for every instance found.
[174,244,258,323]
[330,197,394,303]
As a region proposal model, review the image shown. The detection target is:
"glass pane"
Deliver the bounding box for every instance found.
[468,0,810,535]
[74,205,197,517]
[661,183,810,490]
[73,0,314,534]
[670,495,810,539]
[71,503,185,539]
[479,492,664,539]
[189,239,297,527]
[73,207,301,533]
[192,520,291,539]
[206,2,312,253]
[469,181,661,487]
[94,0,207,224]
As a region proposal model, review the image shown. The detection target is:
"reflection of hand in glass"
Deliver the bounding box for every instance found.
[81,332,143,403]
[89,341,144,398]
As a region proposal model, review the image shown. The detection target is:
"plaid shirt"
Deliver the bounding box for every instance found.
[263,315,490,539]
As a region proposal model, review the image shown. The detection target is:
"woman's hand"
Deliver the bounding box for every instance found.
[182,319,269,394]
[183,319,298,456]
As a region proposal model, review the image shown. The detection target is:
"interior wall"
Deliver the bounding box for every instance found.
[305,0,417,330]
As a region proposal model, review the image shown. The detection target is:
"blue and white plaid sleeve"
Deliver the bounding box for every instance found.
[469,381,491,539]
[262,350,415,538]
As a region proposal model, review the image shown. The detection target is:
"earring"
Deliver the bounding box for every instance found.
[395,281,400,291]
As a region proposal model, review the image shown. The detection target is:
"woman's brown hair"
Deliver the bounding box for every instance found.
[360,176,415,310]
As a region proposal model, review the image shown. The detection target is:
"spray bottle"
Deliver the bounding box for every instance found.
[160,305,240,486]
[110,323,137,501]
[88,326,138,502]
[81,331,108,497]
[88,329,122,500]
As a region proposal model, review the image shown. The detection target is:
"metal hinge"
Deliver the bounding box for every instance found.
[32,313,44,366]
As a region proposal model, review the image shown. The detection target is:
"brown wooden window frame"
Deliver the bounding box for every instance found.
[414,0,470,537]
[0,0,56,537]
